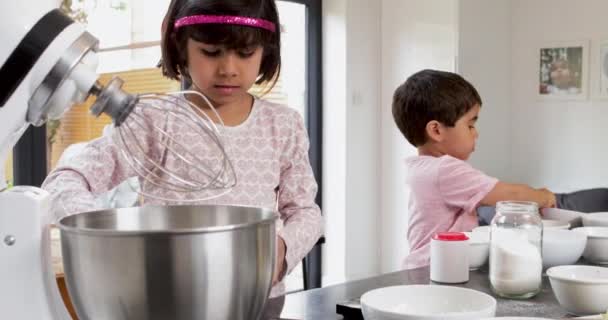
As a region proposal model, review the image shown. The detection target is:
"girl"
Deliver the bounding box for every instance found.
[43,0,323,297]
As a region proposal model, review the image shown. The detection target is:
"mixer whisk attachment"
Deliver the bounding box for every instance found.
[90,77,236,202]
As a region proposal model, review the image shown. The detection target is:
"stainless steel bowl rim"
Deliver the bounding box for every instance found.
[57,207,278,237]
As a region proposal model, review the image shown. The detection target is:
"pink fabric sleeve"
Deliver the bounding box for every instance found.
[438,156,499,215]
[276,111,323,276]
[42,107,167,220]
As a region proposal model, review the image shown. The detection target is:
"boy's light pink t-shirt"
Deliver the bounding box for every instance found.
[403,155,498,269]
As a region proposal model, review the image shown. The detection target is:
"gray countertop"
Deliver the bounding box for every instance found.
[262,266,585,319]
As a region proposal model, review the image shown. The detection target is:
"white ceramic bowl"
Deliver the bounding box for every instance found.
[542,208,584,228]
[360,285,496,320]
[464,232,489,270]
[479,318,553,320]
[573,227,608,264]
[542,219,571,229]
[547,265,608,315]
[473,225,491,236]
[541,229,587,268]
[582,212,608,227]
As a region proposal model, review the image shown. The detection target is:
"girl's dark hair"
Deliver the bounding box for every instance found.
[392,69,482,147]
[160,0,281,87]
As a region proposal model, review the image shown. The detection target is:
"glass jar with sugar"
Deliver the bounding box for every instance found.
[489,201,543,299]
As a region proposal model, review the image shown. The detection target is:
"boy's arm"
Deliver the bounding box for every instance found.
[480,182,556,208]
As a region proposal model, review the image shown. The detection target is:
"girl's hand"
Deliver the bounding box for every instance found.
[272,236,287,286]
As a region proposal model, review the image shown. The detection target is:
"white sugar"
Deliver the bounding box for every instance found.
[490,229,542,295]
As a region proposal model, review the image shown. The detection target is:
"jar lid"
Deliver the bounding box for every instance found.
[432,232,469,241]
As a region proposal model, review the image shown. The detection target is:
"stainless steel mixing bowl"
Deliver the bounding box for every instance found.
[58,205,276,320]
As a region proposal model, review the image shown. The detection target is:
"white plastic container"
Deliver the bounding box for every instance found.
[430,232,469,284]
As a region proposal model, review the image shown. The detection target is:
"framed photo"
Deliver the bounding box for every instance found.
[538,40,588,100]
[599,41,608,98]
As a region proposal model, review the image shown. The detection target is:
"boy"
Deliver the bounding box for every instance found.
[392,69,555,269]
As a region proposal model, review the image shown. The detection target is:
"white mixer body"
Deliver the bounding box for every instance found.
[0,1,96,318]
[0,187,71,319]
[0,0,100,191]
[0,1,59,64]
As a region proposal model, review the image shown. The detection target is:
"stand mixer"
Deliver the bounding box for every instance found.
[0,1,274,319]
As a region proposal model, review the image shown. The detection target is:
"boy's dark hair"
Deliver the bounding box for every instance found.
[160,0,281,86]
[392,69,482,147]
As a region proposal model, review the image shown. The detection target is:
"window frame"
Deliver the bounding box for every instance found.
[13,126,47,187]
[279,0,323,291]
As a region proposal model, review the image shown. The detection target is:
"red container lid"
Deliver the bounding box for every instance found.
[432,232,469,241]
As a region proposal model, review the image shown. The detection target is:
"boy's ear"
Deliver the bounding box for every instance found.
[425,120,444,142]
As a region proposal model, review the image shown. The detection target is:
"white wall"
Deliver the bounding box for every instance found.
[344,0,382,280]
[322,0,348,285]
[460,0,608,190]
[323,0,608,285]
[379,0,458,273]
[458,0,512,181]
[323,0,459,280]
[322,0,382,284]
[510,0,608,192]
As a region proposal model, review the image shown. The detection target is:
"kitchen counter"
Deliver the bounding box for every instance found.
[262,266,585,320]
[50,227,592,319]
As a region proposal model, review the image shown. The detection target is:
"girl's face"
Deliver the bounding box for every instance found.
[186,38,264,107]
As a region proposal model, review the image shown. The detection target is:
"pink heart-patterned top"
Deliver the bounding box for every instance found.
[42,97,323,297]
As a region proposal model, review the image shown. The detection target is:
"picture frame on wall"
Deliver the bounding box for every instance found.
[538,40,589,100]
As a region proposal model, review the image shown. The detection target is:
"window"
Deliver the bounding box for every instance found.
[86,0,169,73]
[48,0,312,171]
[48,0,175,169]
[16,0,322,292]
[277,0,323,292]
[276,1,309,292]
[4,151,12,187]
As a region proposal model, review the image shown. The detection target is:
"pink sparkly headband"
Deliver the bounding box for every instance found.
[174,15,276,33]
